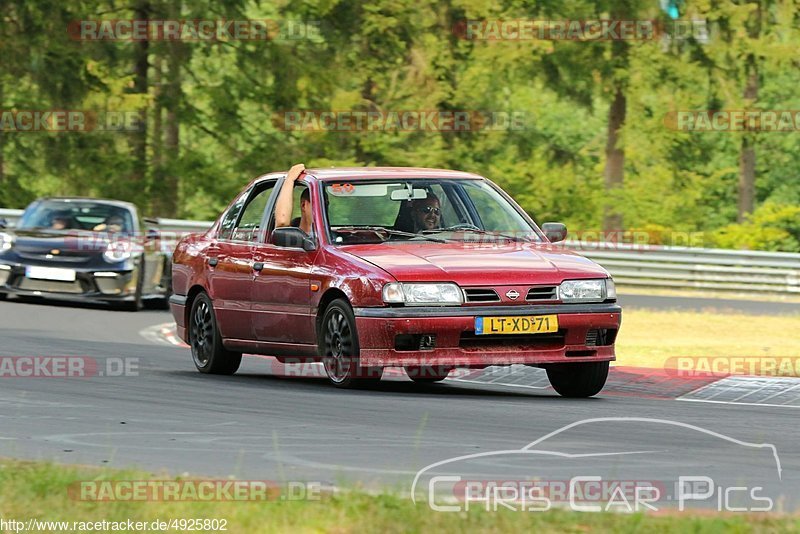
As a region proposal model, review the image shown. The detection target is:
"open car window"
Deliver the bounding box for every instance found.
[225,181,277,242]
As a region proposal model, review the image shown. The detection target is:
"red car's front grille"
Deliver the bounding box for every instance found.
[464,285,559,303]
[526,285,558,301]
[463,288,501,303]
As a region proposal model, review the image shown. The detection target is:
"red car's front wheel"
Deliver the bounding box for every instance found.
[405,366,452,383]
[545,361,609,398]
[321,299,382,388]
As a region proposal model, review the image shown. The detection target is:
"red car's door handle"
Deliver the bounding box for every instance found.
[253,262,264,272]
[208,257,219,267]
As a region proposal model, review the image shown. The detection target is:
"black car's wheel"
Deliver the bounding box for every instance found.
[321,299,382,388]
[118,259,144,311]
[145,283,172,311]
[189,292,242,375]
[405,366,451,383]
[545,361,609,398]
[155,297,171,310]
[0,293,6,301]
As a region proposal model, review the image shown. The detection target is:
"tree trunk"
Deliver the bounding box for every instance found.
[354,78,375,162]
[737,59,759,223]
[159,34,182,216]
[0,81,5,204]
[151,54,163,215]
[128,0,150,203]
[738,1,762,224]
[603,85,626,234]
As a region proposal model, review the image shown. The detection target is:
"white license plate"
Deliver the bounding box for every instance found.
[25,266,77,282]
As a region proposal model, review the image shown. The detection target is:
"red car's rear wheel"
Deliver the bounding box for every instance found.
[189,292,241,375]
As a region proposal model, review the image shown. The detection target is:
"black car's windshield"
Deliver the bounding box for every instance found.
[322,178,540,245]
[18,201,135,233]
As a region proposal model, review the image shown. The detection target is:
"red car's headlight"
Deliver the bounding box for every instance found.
[559,278,615,302]
[382,282,463,306]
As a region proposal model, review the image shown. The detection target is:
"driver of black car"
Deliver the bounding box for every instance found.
[93,214,125,233]
[49,214,71,230]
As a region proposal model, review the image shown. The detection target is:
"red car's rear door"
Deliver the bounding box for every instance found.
[208,240,257,340]
[208,180,278,341]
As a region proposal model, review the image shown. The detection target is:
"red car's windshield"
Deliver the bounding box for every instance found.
[321,178,541,245]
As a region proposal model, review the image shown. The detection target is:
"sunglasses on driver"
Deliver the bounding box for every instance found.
[416,206,441,215]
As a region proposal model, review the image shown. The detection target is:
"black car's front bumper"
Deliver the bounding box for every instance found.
[0,262,140,303]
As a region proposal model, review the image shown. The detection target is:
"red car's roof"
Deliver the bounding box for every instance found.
[254,167,484,184]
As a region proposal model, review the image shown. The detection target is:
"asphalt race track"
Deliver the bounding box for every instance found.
[1,294,798,513]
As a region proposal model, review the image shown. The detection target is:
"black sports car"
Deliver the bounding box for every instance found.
[0,198,171,310]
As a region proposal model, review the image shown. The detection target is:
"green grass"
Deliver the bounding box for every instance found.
[616,308,800,374]
[1,459,798,533]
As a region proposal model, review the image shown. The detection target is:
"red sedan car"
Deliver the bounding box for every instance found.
[170,167,621,397]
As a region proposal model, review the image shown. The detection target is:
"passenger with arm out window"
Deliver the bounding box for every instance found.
[274,163,314,237]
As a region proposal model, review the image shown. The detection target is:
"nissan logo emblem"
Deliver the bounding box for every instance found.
[505,289,520,300]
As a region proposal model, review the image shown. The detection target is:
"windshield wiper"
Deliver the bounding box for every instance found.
[332,226,449,243]
[422,225,534,243]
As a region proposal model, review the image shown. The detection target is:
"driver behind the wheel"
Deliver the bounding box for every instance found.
[410,194,441,233]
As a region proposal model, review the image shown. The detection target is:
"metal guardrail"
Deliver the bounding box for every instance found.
[0,208,22,223]
[2,207,799,296]
[565,241,800,295]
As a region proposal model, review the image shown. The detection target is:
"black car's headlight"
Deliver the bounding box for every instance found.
[0,232,14,251]
[559,278,616,303]
[103,240,133,263]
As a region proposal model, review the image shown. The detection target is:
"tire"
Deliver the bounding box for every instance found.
[545,361,609,398]
[321,298,382,388]
[118,259,144,311]
[0,293,6,301]
[143,297,170,311]
[189,292,242,375]
[405,366,451,383]
[146,277,172,311]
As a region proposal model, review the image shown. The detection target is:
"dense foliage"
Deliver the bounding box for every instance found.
[1,0,799,250]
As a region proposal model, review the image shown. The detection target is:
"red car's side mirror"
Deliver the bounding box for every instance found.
[541,222,567,243]
[272,227,317,251]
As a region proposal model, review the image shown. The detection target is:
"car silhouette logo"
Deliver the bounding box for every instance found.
[505,289,520,300]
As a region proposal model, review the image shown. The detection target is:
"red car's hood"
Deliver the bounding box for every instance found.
[341,242,608,285]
